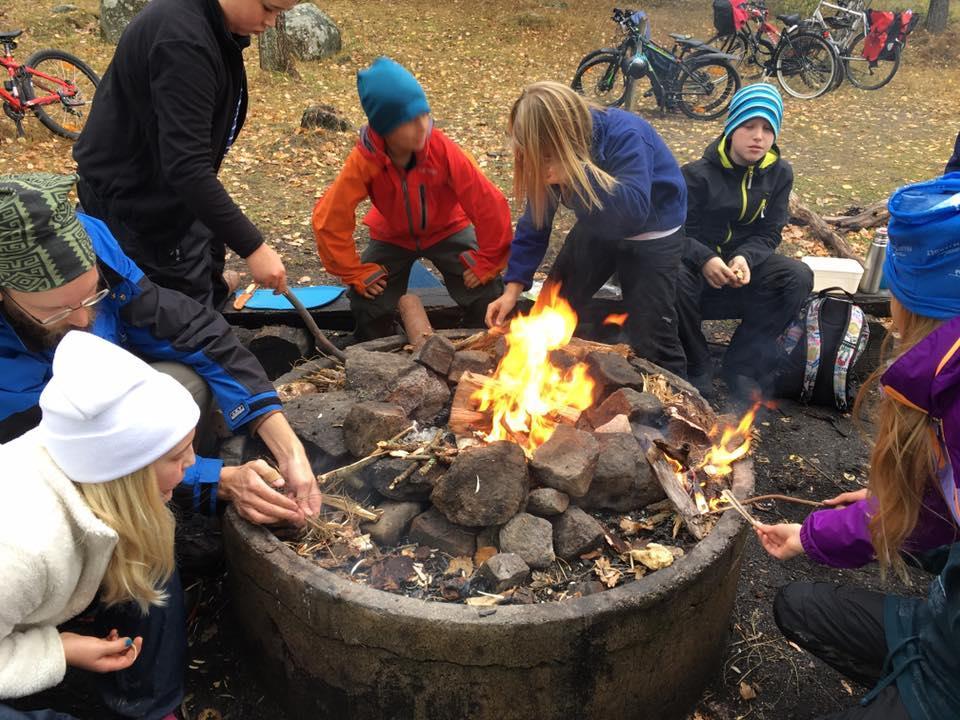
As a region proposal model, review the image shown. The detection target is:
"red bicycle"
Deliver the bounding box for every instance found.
[1,29,99,140]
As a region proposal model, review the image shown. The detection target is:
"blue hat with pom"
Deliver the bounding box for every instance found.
[724,83,784,138]
[357,57,431,137]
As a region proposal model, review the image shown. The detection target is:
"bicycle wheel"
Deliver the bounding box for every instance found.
[843,32,900,90]
[774,31,837,99]
[728,34,776,79]
[676,57,741,120]
[572,52,627,107]
[22,49,99,140]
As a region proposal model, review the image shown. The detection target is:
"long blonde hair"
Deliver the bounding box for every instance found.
[509,81,617,228]
[854,303,944,579]
[76,467,175,614]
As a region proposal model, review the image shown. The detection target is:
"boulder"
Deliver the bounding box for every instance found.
[282,390,356,463]
[586,388,663,429]
[525,488,569,517]
[344,348,449,422]
[100,0,149,43]
[585,351,645,400]
[300,104,352,131]
[281,3,342,60]
[361,501,422,547]
[413,334,456,377]
[431,442,528,526]
[577,433,665,512]
[342,401,409,457]
[409,508,477,557]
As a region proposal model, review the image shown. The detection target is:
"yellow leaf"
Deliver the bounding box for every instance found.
[630,543,676,570]
[739,680,758,701]
[444,556,474,577]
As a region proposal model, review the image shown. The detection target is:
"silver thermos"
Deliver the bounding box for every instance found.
[858,227,889,294]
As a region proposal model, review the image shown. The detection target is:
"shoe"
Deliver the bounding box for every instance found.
[222,269,243,296]
[688,370,715,399]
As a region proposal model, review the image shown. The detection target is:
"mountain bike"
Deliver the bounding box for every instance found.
[571,8,741,120]
[1,29,99,140]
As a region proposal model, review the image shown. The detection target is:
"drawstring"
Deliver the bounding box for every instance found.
[861,635,922,706]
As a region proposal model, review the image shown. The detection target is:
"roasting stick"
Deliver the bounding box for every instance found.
[720,489,762,528]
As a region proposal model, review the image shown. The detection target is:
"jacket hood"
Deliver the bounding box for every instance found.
[704,134,780,173]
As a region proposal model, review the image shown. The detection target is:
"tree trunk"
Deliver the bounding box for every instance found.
[927,0,950,33]
[788,192,863,264]
[258,13,300,77]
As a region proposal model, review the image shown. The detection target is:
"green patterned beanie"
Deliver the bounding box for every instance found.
[0,173,96,292]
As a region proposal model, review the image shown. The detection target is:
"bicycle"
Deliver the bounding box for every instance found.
[706,0,779,80]
[1,29,100,140]
[571,8,741,120]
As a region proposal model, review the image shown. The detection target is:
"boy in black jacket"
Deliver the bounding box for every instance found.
[676,84,813,398]
[73,0,296,310]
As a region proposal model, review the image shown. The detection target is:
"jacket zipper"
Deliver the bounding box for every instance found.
[747,198,767,225]
[419,184,427,231]
[400,174,420,251]
[737,166,754,221]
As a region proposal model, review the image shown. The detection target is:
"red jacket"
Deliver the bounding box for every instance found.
[312,125,512,292]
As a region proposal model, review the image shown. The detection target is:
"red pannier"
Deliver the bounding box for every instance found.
[863,9,918,63]
[713,0,750,35]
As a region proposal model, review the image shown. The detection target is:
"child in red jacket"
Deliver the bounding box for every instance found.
[312,57,512,339]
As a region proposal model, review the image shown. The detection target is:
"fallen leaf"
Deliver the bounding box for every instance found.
[630,543,676,570]
[580,549,603,561]
[465,594,502,607]
[474,546,497,566]
[841,679,855,695]
[593,557,622,588]
[843,472,857,482]
[445,555,474,577]
[739,680,758,701]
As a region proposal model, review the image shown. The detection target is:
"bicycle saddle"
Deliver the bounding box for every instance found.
[777,13,802,25]
[669,33,706,46]
[0,30,23,41]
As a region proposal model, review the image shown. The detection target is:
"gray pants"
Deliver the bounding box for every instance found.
[349,226,504,340]
[150,361,218,455]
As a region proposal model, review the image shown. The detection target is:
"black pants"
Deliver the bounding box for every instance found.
[77,180,229,311]
[349,226,503,341]
[676,252,813,383]
[1,571,187,720]
[548,223,687,376]
[774,582,910,720]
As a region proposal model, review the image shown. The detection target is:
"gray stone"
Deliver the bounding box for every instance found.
[585,351,645,400]
[361,457,435,501]
[409,508,477,557]
[282,390,356,462]
[100,0,149,43]
[300,104,351,131]
[389,366,450,423]
[344,348,449,422]
[342,401,409,458]
[448,350,494,383]
[529,425,599,498]
[413,334,456,377]
[431,442,528,527]
[576,433,665,512]
[631,423,665,452]
[525,488,569,517]
[499,513,555,569]
[586,388,663,429]
[280,3,342,61]
[552,506,604,560]
[361,501,422,547]
[479,553,530,592]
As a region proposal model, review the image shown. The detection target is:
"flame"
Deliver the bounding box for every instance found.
[603,313,629,327]
[472,282,595,456]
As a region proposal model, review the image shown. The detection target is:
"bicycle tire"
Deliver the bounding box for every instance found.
[843,32,900,90]
[676,57,741,120]
[22,48,99,140]
[774,31,837,99]
[571,52,627,108]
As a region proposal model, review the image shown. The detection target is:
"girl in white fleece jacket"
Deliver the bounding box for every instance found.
[0,332,200,720]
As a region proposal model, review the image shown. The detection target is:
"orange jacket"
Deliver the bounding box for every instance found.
[312,125,512,292]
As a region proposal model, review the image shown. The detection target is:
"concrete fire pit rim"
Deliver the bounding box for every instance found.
[225,459,752,625]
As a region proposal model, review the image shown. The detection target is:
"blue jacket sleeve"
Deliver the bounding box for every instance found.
[180,456,224,515]
[503,200,557,290]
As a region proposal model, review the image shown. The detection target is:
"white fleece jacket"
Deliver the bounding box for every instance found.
[0,430,118,698]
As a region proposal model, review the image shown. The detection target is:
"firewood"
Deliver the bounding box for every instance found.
[452,328,506,352]
[823,200,889,231]
[645,449,713,541]
[322,495,382,522]
[562,337,632,360]
[397,294,434,350]
[788,192,862,263]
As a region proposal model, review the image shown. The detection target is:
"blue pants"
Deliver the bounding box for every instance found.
[1,570,186,720]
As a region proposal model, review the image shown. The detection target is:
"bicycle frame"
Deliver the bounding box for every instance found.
[1,51,78,113]
[810,0,868,49]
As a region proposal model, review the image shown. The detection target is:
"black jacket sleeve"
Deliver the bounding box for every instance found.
[946,130,960,175]
[147,40,263,257]
[681,165,721,270]
[734,163,793,270]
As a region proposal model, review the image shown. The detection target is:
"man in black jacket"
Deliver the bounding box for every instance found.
[74,0,297,310]
[676,85,813,398]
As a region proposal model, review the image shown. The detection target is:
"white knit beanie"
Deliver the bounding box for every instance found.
[38,331,200,483]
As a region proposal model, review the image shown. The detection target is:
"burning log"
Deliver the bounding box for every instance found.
[561,337,631,361]
[645,449,714,541]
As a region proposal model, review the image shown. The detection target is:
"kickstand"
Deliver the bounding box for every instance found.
[14,118,25,138]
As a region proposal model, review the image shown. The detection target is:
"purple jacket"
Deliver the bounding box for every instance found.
[800,316,960,568]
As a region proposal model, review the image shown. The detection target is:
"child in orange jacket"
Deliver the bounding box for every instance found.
[312,57,512,339]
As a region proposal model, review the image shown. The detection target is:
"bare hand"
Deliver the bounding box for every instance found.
[219,460,305,526]
[278,453,322,518]
[245,243,288,294]
[61,630,143,673]
[359,277,387,300]
[463,268,482,289]
[823,489,868,507]
[728,255,751,288]
[755,523,804,560]
[702,257,738,289]
[485,284,523,328]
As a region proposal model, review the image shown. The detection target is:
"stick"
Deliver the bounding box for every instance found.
[706,493,827,515]
[322,495,381,522]
[646,449,712,541]
[788,192,862,263]
[316,424,416,487]
[720,489,762,528]
[389,429,443,490]
[282,290,347,362]
[823,199,889,231]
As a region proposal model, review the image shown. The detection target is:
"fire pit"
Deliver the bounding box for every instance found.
[223,289,755,719]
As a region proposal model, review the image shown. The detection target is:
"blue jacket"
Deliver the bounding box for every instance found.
[0,214,282,511]
[503,107,687,289]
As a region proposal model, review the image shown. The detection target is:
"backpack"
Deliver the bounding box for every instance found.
[863,10,918,63]
[775,288,870,411]
[712,0,749,35]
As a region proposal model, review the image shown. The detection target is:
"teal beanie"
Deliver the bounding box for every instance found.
[357,57,431,136]
[724,83,784,138]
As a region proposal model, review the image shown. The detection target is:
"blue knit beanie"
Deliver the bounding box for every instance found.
[884,172,960,320]
[357,57,431,137]
[724,84,784,138]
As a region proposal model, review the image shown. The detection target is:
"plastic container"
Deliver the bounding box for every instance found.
[801,256,865,294]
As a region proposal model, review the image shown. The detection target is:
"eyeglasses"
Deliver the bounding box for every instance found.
[3,275,111,326]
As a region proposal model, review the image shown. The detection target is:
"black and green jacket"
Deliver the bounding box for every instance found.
[680,135,793,271]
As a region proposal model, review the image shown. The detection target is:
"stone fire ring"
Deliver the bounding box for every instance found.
[223,335,755,720]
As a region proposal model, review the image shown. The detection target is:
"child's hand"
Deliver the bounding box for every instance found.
[702,257,737,289]
[755,523,804,560]
[728,256,751,287]
[463,269,481,289]
[823,489,868,507]
[359,277,387,300]
[485,283,523,328]
[60,630,143,673]
[245,243,288,295]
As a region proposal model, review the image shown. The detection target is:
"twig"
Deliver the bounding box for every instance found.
[317,424,416,488]
[706,493,827,515]
[322,495,381,522]
[389,429,444,490]
[796,454,845,489]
